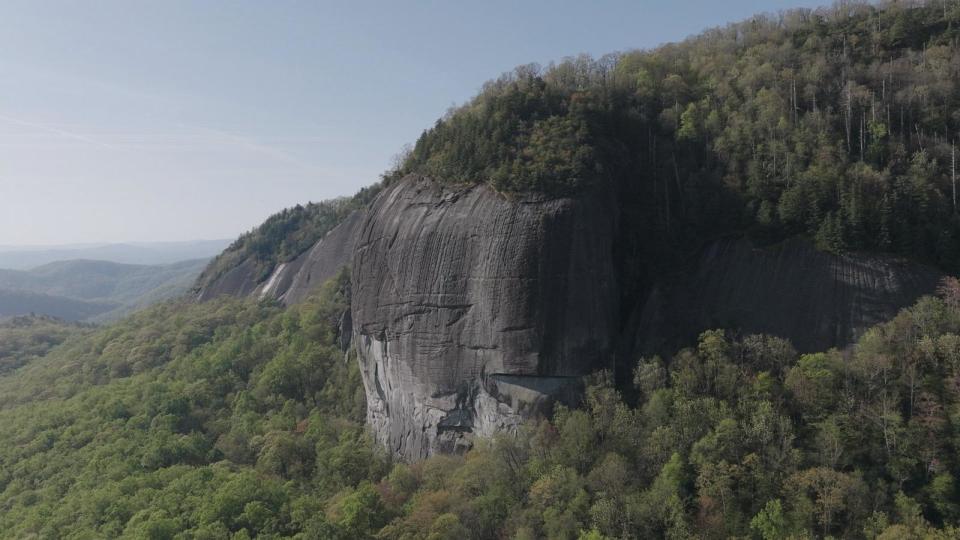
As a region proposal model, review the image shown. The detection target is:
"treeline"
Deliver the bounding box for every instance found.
[398,0,960,270]
[3,273,960,537]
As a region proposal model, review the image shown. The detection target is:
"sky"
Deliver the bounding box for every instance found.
[0,0,826,246]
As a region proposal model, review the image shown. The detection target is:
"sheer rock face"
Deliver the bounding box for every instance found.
[351,176,617,460]
[197,174,947,462]
[274,210,366,305]
[195,210,365,305]
[194,258,262,302]
[635,237,944,354]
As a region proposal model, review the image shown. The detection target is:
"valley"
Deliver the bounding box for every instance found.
[3,2,960,538]
[0,258,212,323]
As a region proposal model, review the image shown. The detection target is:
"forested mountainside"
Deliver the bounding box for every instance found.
[202,0,960,353]
[193,0,960,465]
[3,273,960,538]
[193,185,381,297]
[9,1,960,538]
[205,2,960,300]
[398,0,960,276]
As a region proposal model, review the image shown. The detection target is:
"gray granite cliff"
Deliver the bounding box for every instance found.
[195,176,945,461]
[350,176,618,460]
[195,210,365,305]
[634,237,943,354]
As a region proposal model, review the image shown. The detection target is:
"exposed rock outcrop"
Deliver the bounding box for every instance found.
[634,237,944,354]
[281,212,365,304]
[195,175,948,462]
[195,210,365,304]
[194,258,262,301]
[351,176,617,460]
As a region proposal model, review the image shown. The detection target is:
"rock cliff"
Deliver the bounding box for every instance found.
[634,237,944,354]
[350,176,618,460]
[196,176,947,461]
[195,210,365,305]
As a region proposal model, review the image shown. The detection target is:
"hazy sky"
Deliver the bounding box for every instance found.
[0,0,824,245]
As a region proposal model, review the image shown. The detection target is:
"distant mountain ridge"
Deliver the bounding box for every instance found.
[0,239,230,270]
[0,258,210,322]
[0,289,115,322]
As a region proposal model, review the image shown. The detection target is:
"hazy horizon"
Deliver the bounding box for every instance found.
[0,238,232,250]
[0,0,822,246]
[0,237,233,269]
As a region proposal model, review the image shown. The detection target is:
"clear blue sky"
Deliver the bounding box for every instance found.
[0,0,825,245]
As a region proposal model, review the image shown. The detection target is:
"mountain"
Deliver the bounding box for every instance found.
[5,2,960,538]
[1,257,958,538]
[192,187,381,300]
[0,258,209,322]
[199,173,946,461]
[195,1,960,460]
[0,288,115,322]
[0,239,230,270]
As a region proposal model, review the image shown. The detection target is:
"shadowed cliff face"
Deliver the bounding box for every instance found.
[350,176,618,460]
[635,237,944,355]
[194,258,261,301]
[195,176,947,461]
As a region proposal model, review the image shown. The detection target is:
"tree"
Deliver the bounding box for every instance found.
[751,500,788,540]
[332,483,389,539]
[786,468,868,537]
[785,352,843,419]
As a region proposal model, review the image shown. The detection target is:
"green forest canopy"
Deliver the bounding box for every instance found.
[4,275,960,538]
[199,1,960,303]
[0,315,90,374]
[398,0,960,271]
[10,2,960,539]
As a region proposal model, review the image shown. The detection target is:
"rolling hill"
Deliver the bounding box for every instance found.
[0,258,210,322]
[3,2,960,538]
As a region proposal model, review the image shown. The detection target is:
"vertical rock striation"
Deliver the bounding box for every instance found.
[635,237,944,354]
[350,176,618,460]
[195,177,947,461]
[272,210,366,305]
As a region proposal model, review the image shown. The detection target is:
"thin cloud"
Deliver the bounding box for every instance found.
[0,113,116,149]
[179,123,329,174]
[0,114,341,175]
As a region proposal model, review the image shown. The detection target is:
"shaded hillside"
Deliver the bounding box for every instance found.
[0,258,209,322]
[195,210,366,304]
